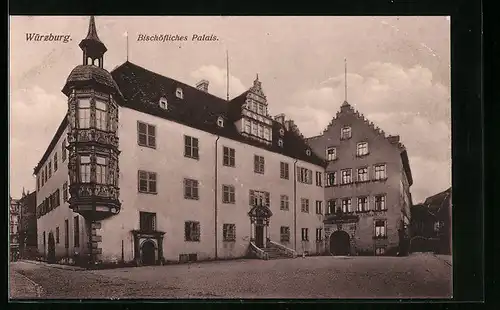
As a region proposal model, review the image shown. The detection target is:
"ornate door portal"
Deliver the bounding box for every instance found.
[248,203,273,249]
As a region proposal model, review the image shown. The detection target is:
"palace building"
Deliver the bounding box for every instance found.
[307,101,413,256]
[34,16,327,265]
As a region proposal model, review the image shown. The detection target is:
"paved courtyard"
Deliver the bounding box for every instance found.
[10,254,452,299]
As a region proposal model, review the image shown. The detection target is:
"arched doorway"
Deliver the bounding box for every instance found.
[248,203,273,249]
[141,240,156,265]
[47,232,56,263]
[330,230,350,256]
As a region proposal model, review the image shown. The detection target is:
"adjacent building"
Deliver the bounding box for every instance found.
[10,197,20,261]
[34,16,326,266]
[307,101,413,256]
[410,187,451,255]
[18,190,38,258]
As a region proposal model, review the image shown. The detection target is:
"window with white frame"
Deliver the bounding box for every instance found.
[357,196,368,212]
[341,198,352,213]
[327,199,337,214]
[278,139,284,147]
[159,97,168,109]
[185,221,200,242]
[326,172,336,186]
[184,135,199,159]
[341,126,352,140]
[356,142,369,156]
[249,190,270,207]
[137,121,156,148]
[223,224,236,241]
[326,147,337,161]
[54,153,58,172]
[374,164,387,180]
[222,185,235,204]
[95,100,108,130]
[315,171,322,186]
[96,156,107,184]
[223,146,235,167]
[254,155,265,174]
[175,88,183,99]
[280,195,289,211]
[374,220,387,238]
[301,228,309,241]
[315,200,323,214]
[298,167,313,184]
[280,226,290,242]
[63,182,68,202]
[357,167,369,182]
[341,169,352,184]
[184,178,199,200]
[316,228,323,242]
[374,194,386,211]
[245,119,251,133]
[79,156,91,183]
[301,198,310,213]
[138,171,157,194]
[217,117,224,128]
[280,162,289,179]
[48,161,52,178]
[78,98,91,129]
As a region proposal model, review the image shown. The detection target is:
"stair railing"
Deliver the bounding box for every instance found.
[248,241,269,260]
[267,240,297,258]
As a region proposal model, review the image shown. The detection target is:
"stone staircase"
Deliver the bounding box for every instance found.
[261,247,291,260]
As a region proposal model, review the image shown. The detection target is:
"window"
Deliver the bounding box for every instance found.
[37,175,40,191]
[341,126,352,140]
[223,147,235,167]
[301,228,309,241]
[78,98,91,128]
[298,167,313,184]
[95,100,108,130]
[222,185,235,204]
[374,194,386,211]
[74,216,80,247]
[254,155,265,174]
[43,231,46,251]
[184,135,199,159]
[56,227,60,244]
[48,161,52,178]
[280,226,290,242]
[62,139,67,162]
[280,195,289,211]
[217,117,224,128]
[280,162,289,179]
[137,121,156,148]
[374,164,387,180]
[258,103,264,115]
[223,224,236,241]
[245,120,251,133]
[327,199,337,214]
[159,97,168,109]
[79,156,91,183]
[301,198,310,213]
[315,200,323,214]
[279,128,285,136]
[357,142,369,156]
[138,171,157,194]
[140,212,156,232]
[185,221,200,242]
[375,247,386,255]
[316,171,322,186]
[326,172,336,186]
[357,196,368,212]
[184,178,199,200]
[278,139,283,147]
[374,220,387,238]
[54,189,60,208]
[54,153,58,172]
[357,167,369,182]
[326,147,337,161]
[175,88,183,99]
[96,156,107,184]
[264,128,270,140]
[63,182,68,202]
[64,219,69,249]
[434,221,442,233]
[341,198,352,213]
[258,125,263,138]
[251,121,257,136]
[316,228,323,242]
[341,169,352,184]
[249,190,270,207]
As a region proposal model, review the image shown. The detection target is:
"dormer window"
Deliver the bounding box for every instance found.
[175,88,184,99]
[306,149,312,156]
[278,139,284,147]
[279,128,285,136]
[217,117,224,128]
[159,97,168,109]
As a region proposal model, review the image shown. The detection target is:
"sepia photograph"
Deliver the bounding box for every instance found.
[9,15,452,299]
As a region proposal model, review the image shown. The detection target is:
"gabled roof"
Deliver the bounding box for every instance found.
[424,187,452,212]
[111,61,326,167]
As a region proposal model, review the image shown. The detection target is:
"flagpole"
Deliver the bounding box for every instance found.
[126,32,129,61]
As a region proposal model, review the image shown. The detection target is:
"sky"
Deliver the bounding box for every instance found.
[9,16,451,203]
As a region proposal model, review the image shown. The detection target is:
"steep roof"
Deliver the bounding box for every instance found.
[308,100,413,185]
[424,187,452,212]
[111,61,326,167]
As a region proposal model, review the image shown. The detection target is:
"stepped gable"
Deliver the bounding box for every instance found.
[111,61,326,167]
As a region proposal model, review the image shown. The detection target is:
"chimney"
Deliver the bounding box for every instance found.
[274,113,285,125]
[196,79,209,92]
